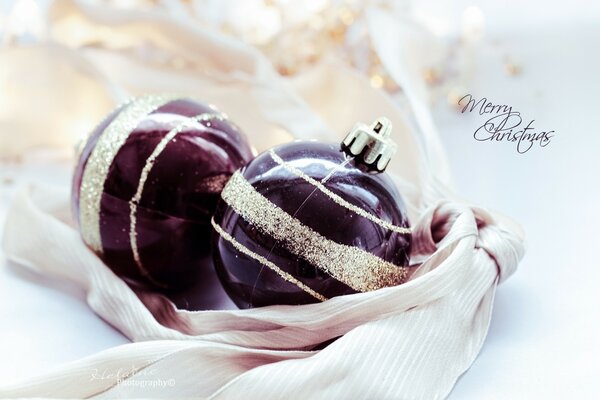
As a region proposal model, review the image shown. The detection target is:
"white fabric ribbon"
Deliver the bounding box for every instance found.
[1,183,524,399]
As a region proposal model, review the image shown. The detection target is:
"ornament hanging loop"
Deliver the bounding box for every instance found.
[342,117,397,172]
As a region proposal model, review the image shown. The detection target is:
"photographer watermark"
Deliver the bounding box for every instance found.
[90,366,175,389]
[458,94,555,154]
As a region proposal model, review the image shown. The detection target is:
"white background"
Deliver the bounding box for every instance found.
[1,1,600,398]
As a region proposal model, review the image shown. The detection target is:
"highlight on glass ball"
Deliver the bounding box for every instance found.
[211,117,412,308]
[72,94,254,291]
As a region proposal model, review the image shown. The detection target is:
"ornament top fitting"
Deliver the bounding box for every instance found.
[342,117,397,172]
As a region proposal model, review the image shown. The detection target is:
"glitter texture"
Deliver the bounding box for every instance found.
[195,174,231,193]
[220,171,407,292]
[270,149,412,235]
[79,94,181,253]
[128,112,226,285]
[211,218,328,302]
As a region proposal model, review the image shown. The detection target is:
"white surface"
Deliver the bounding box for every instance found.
[0,161,130,385]
[1,4,600,400]
[437,12,600,399]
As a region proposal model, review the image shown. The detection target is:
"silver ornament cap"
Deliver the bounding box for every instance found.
[342,117,397,172]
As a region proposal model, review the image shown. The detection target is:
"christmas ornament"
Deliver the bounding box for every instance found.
[212,117,412,308]
[72,95,254,291]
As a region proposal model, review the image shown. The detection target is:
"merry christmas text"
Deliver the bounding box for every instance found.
[458,94,554,154]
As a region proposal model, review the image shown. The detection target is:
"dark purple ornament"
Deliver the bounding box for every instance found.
[212,118,412,308]
[72,95,254,292]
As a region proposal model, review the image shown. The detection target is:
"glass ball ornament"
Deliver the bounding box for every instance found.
[72,95,254,291]
[212,117,412,308]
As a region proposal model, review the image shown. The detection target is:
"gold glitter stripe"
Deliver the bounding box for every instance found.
[211,218,328,302]
[269,149,412,235]
[221,172,407,292]
[129,113,226,287]
[195,174,231,193]
[75,99,135,162]
[79,94,181,253]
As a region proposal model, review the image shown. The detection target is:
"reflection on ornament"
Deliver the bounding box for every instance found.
[212,118,412,308]
[72,95,254,291]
